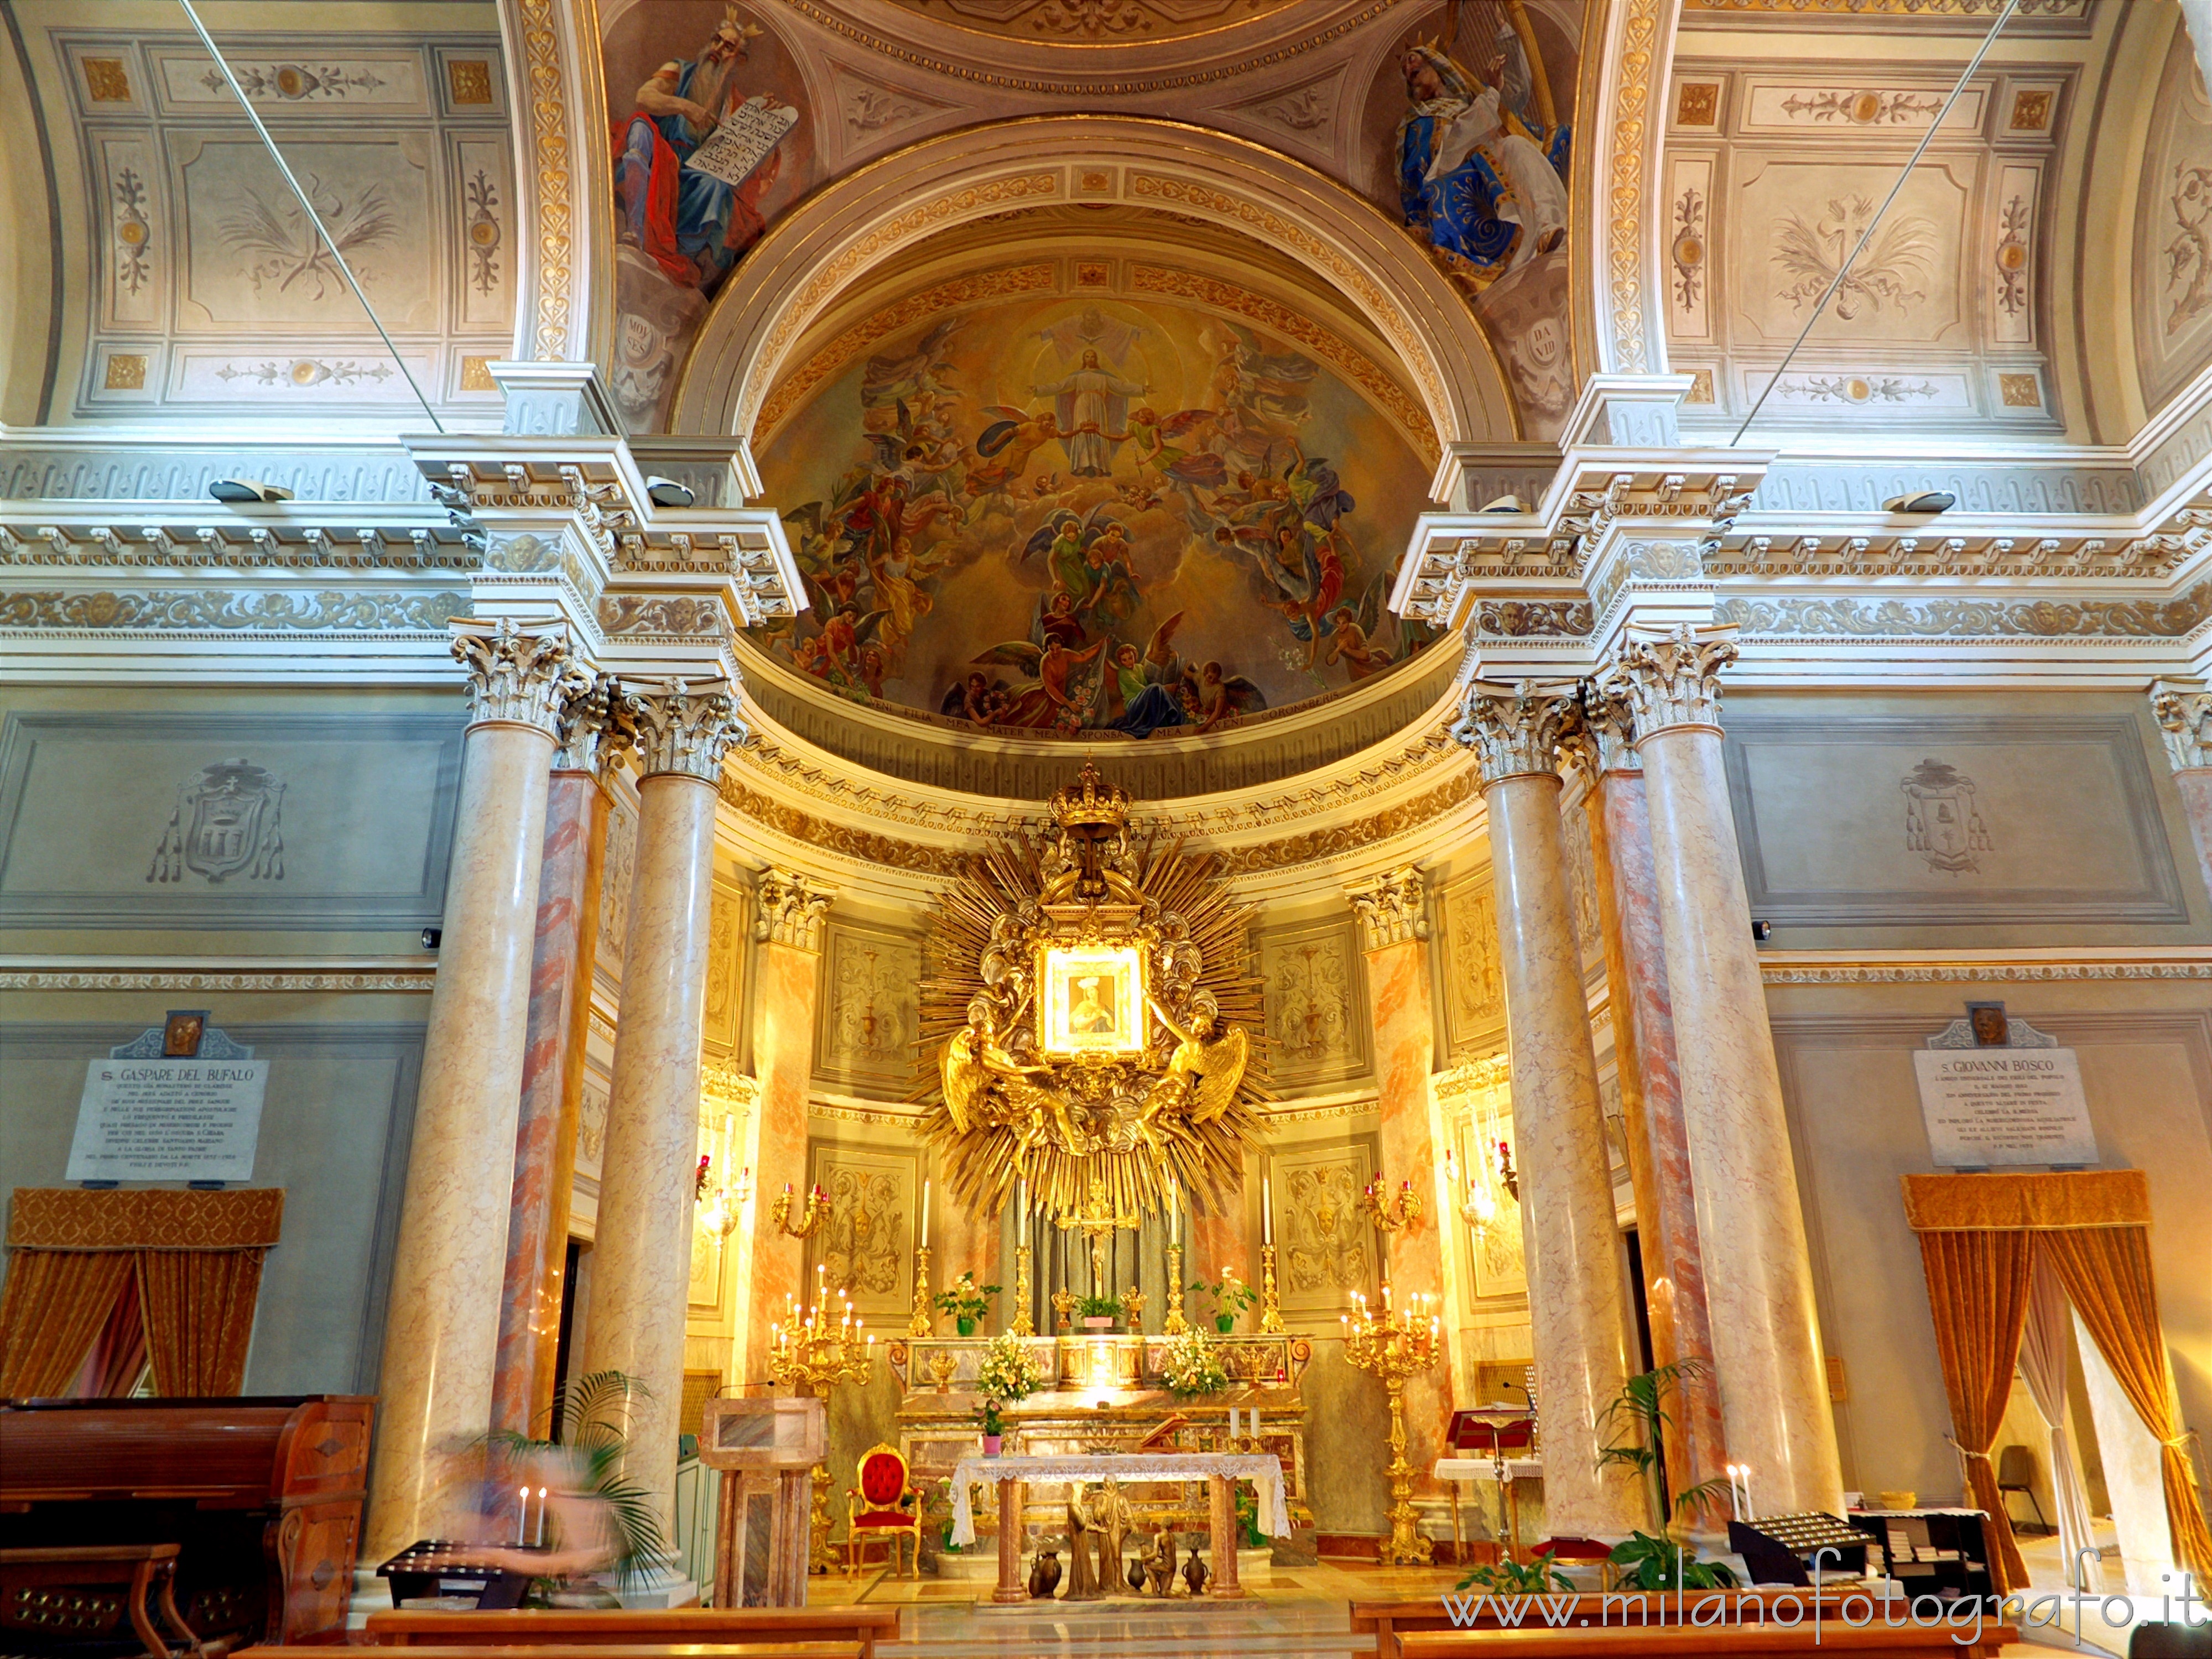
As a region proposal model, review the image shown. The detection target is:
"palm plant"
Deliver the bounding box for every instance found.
[488,1369,669,1589]
[1595,1360,1730,1529]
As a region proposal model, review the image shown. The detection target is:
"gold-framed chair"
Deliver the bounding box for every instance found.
[845,1442,923,1577]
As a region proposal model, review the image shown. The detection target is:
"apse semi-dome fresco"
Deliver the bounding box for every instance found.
[753,296,1437,737]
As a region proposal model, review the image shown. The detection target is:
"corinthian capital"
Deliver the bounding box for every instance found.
[2152,680,2212,771]
[753,869,835,951]
[1345,865,1429,952]
[624,678,746,781]
[1584,677,1641,775]
[1449,680,1585,786]
[552,672,637,780]
[452,619,583,735]
[1605,624,1737,737]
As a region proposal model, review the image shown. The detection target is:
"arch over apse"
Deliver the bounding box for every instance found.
[670,115,1520,482]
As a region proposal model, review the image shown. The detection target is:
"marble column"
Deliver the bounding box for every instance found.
[1345,865,1463,1545]
[492,675,631,1438]
[579,680,746,1534]
[1579,690,1728,1516]
[366,621,580,1561]
[2151,681,2212,901]
[741,869,835,1383]
[1453,684,1643,1540]
[1604,627,1844,1517]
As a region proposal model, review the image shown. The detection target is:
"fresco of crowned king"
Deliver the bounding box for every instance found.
[752,298,1435,737]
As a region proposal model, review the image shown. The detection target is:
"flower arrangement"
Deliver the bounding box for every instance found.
[1074,1293,1121,1325]
[974,1331,1045,1404]
[1190,1274,1257,1334]
[933,1272,1001,1335]
[1159,1328,1230,1399]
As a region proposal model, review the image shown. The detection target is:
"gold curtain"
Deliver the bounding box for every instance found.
[1912,1228,2033,1597]
[0,1249,136,1397]
[2039,1227,2212,1581]
[138,1248,264,1397]
[3,1188,283,1399]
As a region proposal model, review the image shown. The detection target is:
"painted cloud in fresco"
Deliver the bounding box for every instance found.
[752,295,1437,738]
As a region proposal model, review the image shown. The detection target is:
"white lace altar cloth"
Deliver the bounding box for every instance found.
[948,1452,1289,1547]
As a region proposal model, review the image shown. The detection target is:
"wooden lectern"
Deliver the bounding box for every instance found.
[696,1397,824,1609]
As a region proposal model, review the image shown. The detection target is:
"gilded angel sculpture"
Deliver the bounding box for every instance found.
[939,996,1050,1131]
[1144,990,1248,1125]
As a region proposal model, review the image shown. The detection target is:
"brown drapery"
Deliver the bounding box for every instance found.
[0,1189,283,1399]
[1912,1228,2033,1594]
[1901,1171,2211,1584]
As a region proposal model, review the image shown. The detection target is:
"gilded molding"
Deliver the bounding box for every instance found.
[626,679,746,780]
[515,0,575,358]
[1433,1053,1512,1103]
[1214,770,1484,874]
[1717,586,2212,639]
[1760,959,2212,984]
[1345,865,1430,951]
[0,965,436,992]
[2151,681,2212,772]
[701,1056,759,1110]
[1606,0,1663,373]
[1605,625,1736,737]
[719,771,977,873]
[1449,681,1585,785]
[0,589,467,633]
[453,618,581,735]
[754,868,837,951]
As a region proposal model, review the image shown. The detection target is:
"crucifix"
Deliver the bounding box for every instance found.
[1056,1177,1137,1296]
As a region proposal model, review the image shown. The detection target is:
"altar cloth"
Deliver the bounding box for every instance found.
[947,1452,1289,1546]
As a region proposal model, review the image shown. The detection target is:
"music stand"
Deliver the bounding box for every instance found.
[1443,1408,1536,1564]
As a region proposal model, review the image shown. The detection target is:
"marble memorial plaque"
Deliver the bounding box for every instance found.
[1912,1048,2095,1167]
[67,1056,268,1181]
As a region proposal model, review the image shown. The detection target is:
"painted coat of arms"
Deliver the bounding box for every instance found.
[1900,757,1991,874]
[148,759,285,883]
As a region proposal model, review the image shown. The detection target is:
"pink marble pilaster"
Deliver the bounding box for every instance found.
[366,624,571,1562]
[2174,769,2212,902]
[1484,772,1645,1538]
[491,768,610,1437]
[1588,764,1727,1506]
[744,919,826,1381]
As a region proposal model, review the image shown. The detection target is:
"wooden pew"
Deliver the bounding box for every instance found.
[362,1608,901,1659]
[1397,1620,2006,1657]
[253,1648,859,1659]
[1355,1593,2006,1659]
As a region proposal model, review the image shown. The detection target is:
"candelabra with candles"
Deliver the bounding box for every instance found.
[772,1181,830,1237]
[697,1154,752,1239]
[1341,1284,1443,1567]
[1440,1145,1500,1237]
[1361,1175,1423,1235]
[767,1266,876,1573]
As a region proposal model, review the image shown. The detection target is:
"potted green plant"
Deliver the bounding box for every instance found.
[1075,1293,1121,1332]
[1455,1549,1575,1595]
[485,1369,669,1595]
[1159,1329,1230,1400]
[1594,1360,1730,1532]
[1607,1531,1739,1590]
[934,1272,1001,1337]
[1190,1275,1257,1334]
[979,1399,1005,1456]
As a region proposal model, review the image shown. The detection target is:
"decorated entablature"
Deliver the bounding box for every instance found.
[916,761,1271,1225]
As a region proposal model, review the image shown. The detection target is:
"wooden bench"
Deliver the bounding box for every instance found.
[1356,1593,2006,1659]
[1397,1619,2006,1657]
[252,1648,859,1659]
[362,1608,901,1659]
[1,1543,204,1659]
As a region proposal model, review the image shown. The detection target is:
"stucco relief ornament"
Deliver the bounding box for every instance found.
[2151,682,2212,771]
[756,869,836,952]
[916,761,1269,1224]
[1900,758,1992,875]
[148,758,284,884]
[1345,866,1429,951]
[1604,624,1737,735]
[452,618,583,734]
[1448,679,1585,784]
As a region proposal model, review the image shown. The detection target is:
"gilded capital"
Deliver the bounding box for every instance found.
[1584,679,1641,775]
[1345,865,1429,952]
[2152,680,2212,771]
[452,619,581,735]
[1605,624,1737,737]
[700,1053,759,1112]
[754,868,835,951]
[1449,680,1585,786]
[551,671,637,780]
[625,677,746,781]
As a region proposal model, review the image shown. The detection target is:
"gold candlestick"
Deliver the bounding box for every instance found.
[772,1182,831,1238]
[1341,1285,1441,1567]
[1052,1286,1075,1334]
[1258,1242,1285,1334]
[909,1244,933,1337]
[1164,1242,1189,1334]
[1012,1242,1034,1337]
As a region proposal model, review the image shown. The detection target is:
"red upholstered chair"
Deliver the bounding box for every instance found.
[1536,1535,1618,1590]
[845,1442,922,1577]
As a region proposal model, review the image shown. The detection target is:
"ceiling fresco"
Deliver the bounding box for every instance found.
[876,0,1304,40]
[751,289,1437,737]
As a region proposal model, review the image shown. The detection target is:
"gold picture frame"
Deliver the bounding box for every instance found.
[1037,944,1147,1057]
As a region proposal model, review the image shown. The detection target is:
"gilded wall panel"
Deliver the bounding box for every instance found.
[1258,918,1371,1092]
[804,1142,916,1322]
[1437,869,1506,1058]
[813,921,922,1095]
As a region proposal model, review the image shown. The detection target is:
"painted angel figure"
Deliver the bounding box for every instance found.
[1143,990,1248,1125]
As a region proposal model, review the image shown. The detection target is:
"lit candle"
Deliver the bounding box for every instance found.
[921,1178,931,1243]
[1261,1176,1273,1244]
[514,1484,528,1546]
[1168,1180,1180,1245]
[534,1486,547,1547]
[1017,1178,1028,1232]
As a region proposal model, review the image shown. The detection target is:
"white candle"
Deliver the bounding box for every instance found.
[1261,1176,1273,1244]
[534,1486,547,1547]
[1017,1179,1028,1232]
[1251,1409,1262,1440]
[921,1178,931,1243]
[1229,1407,1240,1438]
[514,1484,527,1546]
[1168,1181,1180,1245]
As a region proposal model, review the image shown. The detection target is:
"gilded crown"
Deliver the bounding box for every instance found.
[1049,760,1128,832]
